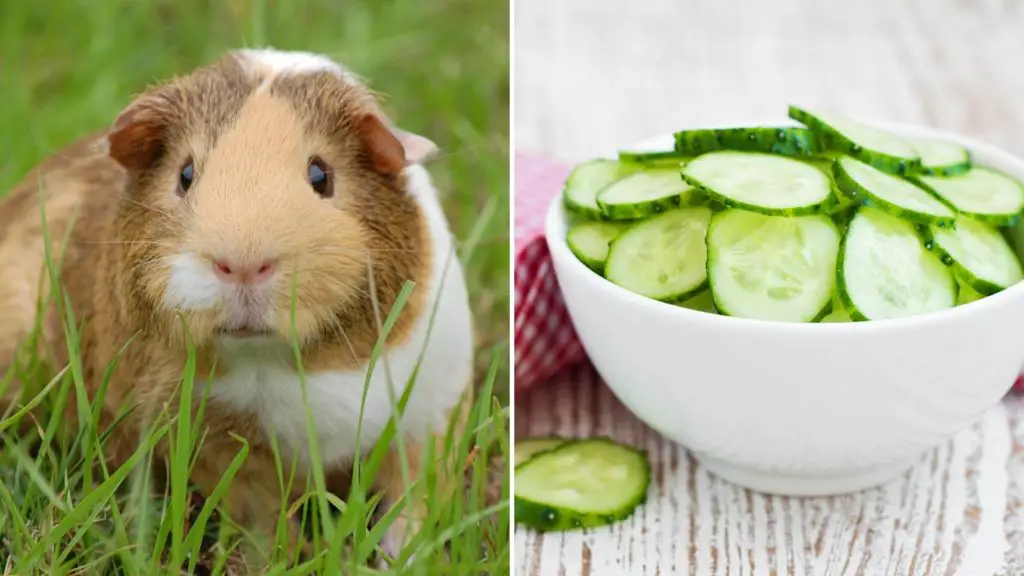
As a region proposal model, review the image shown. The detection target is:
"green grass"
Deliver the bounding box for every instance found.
[0,1,509,574]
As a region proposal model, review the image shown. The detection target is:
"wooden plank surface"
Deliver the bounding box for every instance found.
[516,365,1024,575]
[513,0,1024,573]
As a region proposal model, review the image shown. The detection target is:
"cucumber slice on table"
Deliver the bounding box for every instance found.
[673,127,821,157]
[680,151,833,216]
[833,156,957,227]
[927,217,1024,294]
[515,438,651,531]
[838,207,957,321]
[908,138,972,176]
[789,106,921,174]
[514,437,568,467]
[567,221,631,273]
[604,207,712,302]
[911,168,1024,227]
[563,159,642,218]
[707,210,840,322]
[597,167,694,220]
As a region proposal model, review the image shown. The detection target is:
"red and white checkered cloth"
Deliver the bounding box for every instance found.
[512,152,1024,395]
[513,153,584,392]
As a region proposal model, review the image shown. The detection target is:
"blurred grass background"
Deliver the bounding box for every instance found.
[0,0,509,573]
[0,0,510,400]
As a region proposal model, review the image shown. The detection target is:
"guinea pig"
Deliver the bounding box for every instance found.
[0,48,474,566]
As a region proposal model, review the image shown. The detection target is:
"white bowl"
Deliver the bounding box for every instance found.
[545,122,1024,496]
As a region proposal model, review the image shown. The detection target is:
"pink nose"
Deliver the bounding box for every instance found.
[212,258,278,285]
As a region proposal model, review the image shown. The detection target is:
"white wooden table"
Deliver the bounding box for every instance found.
[514,0,1024,573]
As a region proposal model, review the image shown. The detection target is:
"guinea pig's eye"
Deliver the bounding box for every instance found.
[178,161,195,195]
[308,157,332,198]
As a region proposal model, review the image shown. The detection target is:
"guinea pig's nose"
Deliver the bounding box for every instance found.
[212,257,278,285]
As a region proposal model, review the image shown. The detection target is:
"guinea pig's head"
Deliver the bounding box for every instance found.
[106,49,438,349]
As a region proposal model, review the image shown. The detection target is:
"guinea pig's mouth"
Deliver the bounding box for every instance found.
[217,326,273,339]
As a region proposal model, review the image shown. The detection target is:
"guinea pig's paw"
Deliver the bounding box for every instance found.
[378,530,403,564]
[377,523,420,569]
[285,517,316,562]
[374,551,417,572]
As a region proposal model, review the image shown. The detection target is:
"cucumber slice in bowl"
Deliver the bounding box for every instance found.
[957,281,986,305]
[833,156,957,227]
[567,221,631,273]
[707,210,840,322]
[515,438,651,531]
[618,134,685,165]
[789,106,921,175]
[909,137,972,176]
[911,168,1024,227]
[618,150,686,165]
[838,207,957,321]
[673,126,821,157]
[596,167,694,220]
[514,437,569,467]
[680,151,833,216]
[677,289,717,313]
[604,206,711,302]
[563,159,642,218]
[819,299,851,322]
[927,216,1024,295]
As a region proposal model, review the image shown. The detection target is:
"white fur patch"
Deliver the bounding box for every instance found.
[201,165,473,468]
[164,252,223,311]
[235,48,361,90]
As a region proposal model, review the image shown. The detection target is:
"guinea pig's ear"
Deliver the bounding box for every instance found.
[393,127,439,165]
[355,113,438,176]
[107,92,176,171]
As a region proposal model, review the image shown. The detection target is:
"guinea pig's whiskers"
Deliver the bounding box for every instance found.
[287,266,372,300]
[323,273,372,300]
[129,256,167,277]
[323,319,359,362]
[120,197,185,227]
[310,246,418,255]
[75,239,178,250]
[328,277,371,300]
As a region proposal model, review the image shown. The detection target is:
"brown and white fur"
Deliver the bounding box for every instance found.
[0,48,474,567]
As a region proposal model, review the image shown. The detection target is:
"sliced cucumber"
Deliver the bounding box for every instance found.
[596,167,694,220]
[819,299,851,322]
[680,151,833,215]
[563,159,642,218]
[604,207,711,302]
[514,438,651,531]
[838,207,957,321]
[707,210,840,322]
[677,289,717,313]
[618,134,684,165]
[811,158,857,218]
[908,138,972,176]
[618,150,687,165]
[957,281,985,305]
[833,156,957,227]
[514,437,568,468]
[927,216,1024,294]
[789,106,921,174]
[911,168,1024,227]
[673,127,821,157]
[567,221,631,273]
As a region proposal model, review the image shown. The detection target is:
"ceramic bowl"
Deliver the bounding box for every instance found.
[544,122,1024,495]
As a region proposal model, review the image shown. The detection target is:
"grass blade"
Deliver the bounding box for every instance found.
[20,421,171,567]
